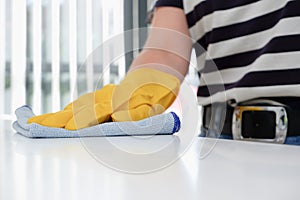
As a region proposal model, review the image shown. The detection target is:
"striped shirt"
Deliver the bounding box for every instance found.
[156,0,300,106]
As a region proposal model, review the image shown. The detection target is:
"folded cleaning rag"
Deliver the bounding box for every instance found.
[12,106,181,138]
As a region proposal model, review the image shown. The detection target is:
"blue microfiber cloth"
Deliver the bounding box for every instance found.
[12,106,181,138]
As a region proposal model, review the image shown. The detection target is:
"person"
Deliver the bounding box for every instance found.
[150,0,300,145]
[29,0,300,145]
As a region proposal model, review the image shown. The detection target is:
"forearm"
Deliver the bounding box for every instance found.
[129,48,190,82]
[128,7,192,83]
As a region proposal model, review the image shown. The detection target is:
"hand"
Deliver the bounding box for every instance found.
[28,68,180,130]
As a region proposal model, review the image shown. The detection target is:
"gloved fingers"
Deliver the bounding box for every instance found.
[33,110,73,128]
[94,84,116,103]
[27,113,55,124]
[65,103,112,130]
[66,85,115,130]
[94,103,113,123]
[27,84,116,130]
[65,107,98,130]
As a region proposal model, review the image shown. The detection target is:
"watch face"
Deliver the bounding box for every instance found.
[241,111,276,139]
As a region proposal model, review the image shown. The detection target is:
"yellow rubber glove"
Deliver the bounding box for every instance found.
[28,68,180,130]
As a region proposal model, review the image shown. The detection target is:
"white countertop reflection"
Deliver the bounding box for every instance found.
[1,120,300,200]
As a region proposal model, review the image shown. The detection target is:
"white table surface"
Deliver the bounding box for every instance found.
[1,120,300,200]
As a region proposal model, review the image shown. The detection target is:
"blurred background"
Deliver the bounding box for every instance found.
[0,0,199,120]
